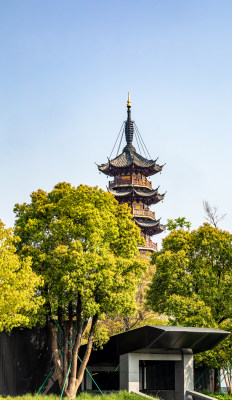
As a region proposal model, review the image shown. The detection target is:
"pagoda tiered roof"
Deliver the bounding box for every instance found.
[135,219,166,235]
[108,187,165,206]
[97,94,166,251]
[98,150,163,177]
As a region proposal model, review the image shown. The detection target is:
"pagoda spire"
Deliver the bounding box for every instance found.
[124,92,135,152]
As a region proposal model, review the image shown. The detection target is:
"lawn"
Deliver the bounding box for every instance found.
[0,391,153,400]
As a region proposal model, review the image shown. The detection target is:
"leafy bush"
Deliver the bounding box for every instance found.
[206,394,232,400]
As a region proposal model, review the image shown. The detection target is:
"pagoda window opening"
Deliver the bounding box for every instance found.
[133,202,143,210]
[135,205,141,210]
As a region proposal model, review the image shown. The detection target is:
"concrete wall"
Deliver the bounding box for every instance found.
[119,351,194,400]
[175,353,194,400]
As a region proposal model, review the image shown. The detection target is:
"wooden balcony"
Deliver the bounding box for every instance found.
[138,238,158,252]
[144,239,158,251]
[146,240,158,250]
[133,208,156,220]
[109,176,152,189]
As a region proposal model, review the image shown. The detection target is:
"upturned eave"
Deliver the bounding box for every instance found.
[108,187,166,206]
[98,150,163,177]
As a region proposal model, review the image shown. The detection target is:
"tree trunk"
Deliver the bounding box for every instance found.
[226,365,232,394]
[223,368,229,393]
[214,368,220,393]
[123,316,131,331]
[47,315,64,392]
[65,314,98,399]
[48,295,98,400]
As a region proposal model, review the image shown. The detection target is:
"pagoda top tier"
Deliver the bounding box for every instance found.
[98,95,164,178]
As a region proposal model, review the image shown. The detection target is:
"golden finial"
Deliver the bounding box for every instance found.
[127,92,131,108]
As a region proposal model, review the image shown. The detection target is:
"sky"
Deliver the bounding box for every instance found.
[0,0,232,247]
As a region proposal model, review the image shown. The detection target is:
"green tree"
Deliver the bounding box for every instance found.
[100,262,167,336]
[0,220,43,332]
[147,224,232,371]
[167,217,191,231]
[14,183,145,399]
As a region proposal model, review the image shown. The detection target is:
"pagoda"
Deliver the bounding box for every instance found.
[98,95,166,254]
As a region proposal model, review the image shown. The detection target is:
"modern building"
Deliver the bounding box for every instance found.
[0,324,229,400]
[80,325,229,400]
[98,95,166,254]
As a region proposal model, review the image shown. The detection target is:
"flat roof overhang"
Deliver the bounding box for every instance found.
[85,325,230,365]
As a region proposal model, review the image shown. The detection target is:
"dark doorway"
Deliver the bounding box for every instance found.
[140,360,175,391]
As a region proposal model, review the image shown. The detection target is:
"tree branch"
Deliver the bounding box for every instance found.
[68,302,73,367]
[69,294,83,386]
[75,314,98,391]
[203,200,226,228]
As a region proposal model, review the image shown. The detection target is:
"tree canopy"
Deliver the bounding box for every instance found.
[167,217,191,231]
[99,262,167,336]
[147,224,232,368]
[0,220,43,332]
[14,183,145,399]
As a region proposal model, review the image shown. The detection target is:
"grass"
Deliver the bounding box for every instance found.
[203,394,232,400]
[0,391,156,400]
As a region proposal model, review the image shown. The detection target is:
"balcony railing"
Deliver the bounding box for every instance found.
[133,208,156,220]
[109,176,152,189]
[144,239,158,251]
[139,238,158,251]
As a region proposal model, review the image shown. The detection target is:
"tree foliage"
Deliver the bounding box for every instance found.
[100,263,167,336]
[167,217,191,231]
[147,224,232,368]
[14,183,145,399]
[0,220,43,332]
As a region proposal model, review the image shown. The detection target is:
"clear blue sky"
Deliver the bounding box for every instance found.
[1,0,232,246]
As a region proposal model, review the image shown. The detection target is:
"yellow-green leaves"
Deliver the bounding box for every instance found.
[147,223,232,367]
[148,224,232,324]
[0,220,44,332]
[14,183,146,397]
[14,183,144,320]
